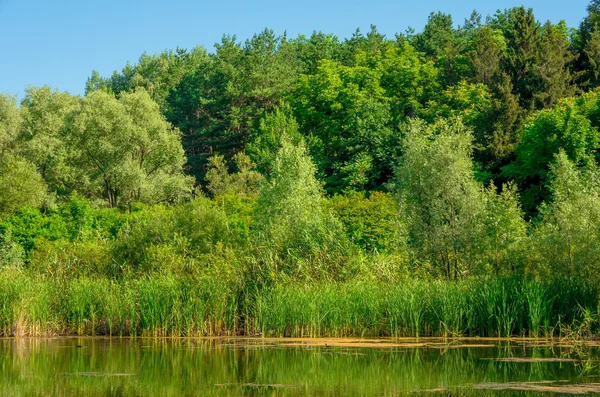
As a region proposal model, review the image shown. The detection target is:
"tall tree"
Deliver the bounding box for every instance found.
[502,7,541,111]
[253,137,348,280]
[68,89,193,207]
[0,155,49,215]
[413,12,467,86]
[502,94,600,214]
[534,21,575,108]
[395,118,485,278]
[468,25,506,85]
[533,151,600,280]
[167,30,299,182]
[18,87,80,194]
[0,95,20,154]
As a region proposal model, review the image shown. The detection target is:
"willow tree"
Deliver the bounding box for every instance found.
[253,136,348,280]
[481,182,528,276]
[395,118,484,278]
[68,89,194,207]
[0,155,49,215]
[0,94,20,155]
[18,87,80,194]
[533,151,600,280]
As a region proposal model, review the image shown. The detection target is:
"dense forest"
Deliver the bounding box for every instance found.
[3,3,600,337]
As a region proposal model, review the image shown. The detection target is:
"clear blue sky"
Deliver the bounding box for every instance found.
[0,0,591,98]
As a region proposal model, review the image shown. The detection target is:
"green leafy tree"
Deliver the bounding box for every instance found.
[378,41,440,119]
[468,25,506,85]
[502,95,600,214]
[395,118,484,279]
[329,191,406,254]
[0,155,49,215]
[167,31,299,182]
[68,89,193,207]
[486,73,524,162]
[502,7,541,111]
[0,94,20,154]
[574,0,600,86]
[86,47,208,111]
[18,87,80,194]
[481,182,528,275]
[413,12,468,86]
[534,21,575,108]
[291,58,394,192]
[253,137,348,280]
[532,151,600,280]
[247,105,304,175]
[205,152,263,197]
[290,31,342,74]
[583,28,600,87]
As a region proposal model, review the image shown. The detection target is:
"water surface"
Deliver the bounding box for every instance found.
[2,337,600,396]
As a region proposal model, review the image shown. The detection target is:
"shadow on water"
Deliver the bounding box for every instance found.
[2,337,600,396]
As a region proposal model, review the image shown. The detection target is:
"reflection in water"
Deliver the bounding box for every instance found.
[1,338,599,396]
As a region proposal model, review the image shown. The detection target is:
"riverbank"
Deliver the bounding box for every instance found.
[2,272,598,338]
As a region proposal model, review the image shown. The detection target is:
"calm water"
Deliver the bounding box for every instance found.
[1,338,600,396]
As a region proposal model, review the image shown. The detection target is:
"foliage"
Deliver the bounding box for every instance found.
[503,95,600,213]
[18,86,80,194]
[0,155,49,215]
[481,182,528,275]
[532,151,600,281]
[68,89,194,207]
[329,191,406,254]
[5,2,600,338]
[253,137,349,280]
[205,152,263,197]
[395,118,485,278]
[0,94,20,154]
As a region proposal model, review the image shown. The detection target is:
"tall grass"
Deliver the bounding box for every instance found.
[249,278,600,338]
[0,271,598,338]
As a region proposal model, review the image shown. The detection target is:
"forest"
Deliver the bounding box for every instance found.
[2,2,600,338]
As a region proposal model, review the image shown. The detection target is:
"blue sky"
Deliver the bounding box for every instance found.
[0,0,591,98]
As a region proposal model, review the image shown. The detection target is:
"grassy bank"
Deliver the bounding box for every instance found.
[1,270,598,338]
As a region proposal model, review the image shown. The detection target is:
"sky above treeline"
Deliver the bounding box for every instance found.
[0,0,590,98]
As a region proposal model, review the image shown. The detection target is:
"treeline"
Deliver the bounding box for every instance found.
[2,3,600,336]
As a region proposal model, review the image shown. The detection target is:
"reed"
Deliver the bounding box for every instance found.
[0,271,598,338]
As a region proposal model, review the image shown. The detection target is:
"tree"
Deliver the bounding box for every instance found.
[395,118,484,278]
[205,152,263,197]
[68,89,193,207]
[291,31,342,74]
[377,41,440,120]
[246,105,304,175]
[502,7,541,111]
[584,28,600,87]
[0,155,49,215]
[486,73,524,163]
[420,81,500,168]
[291,58,395,192]
[86,47,208,111]
[532,151,600,280]
[18,87,80,194]
[534,21,575,109]
[0,94,20,154]
[413,12,467,86]
[469,25,506,85]
[166,31,299,182]
[502,95,600,214]
[253,137,348,280]
[574,0,600,86]
[481,182,528,275]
